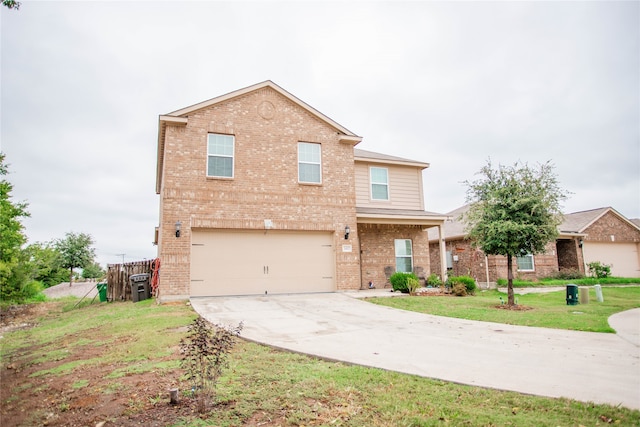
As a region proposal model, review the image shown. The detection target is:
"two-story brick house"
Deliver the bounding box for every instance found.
[155,81,448,301]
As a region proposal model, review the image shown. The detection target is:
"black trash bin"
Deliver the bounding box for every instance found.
[130,273,151,302]
[566,284,578,305]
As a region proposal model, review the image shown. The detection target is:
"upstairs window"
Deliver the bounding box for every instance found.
[370,167,389,200]
[516,254,535,271]
[207,134,234,178]
[395,239,413,273]
[298,142,321,183]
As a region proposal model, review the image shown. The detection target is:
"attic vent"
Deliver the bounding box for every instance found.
[257,101,275,120]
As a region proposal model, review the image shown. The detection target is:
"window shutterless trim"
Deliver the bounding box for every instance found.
[394,239,413,273]
[207,133,235,178]
[298,142,322,184]
[370,166,389,201]
[516,254,535,271]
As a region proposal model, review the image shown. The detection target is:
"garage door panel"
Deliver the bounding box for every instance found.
[583,242,640,278]
[191,229,335,296]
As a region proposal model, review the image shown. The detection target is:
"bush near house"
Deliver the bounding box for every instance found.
[497,277,638,287]
[587,261,611,279]
[543,269,585,280]
[426,273,442,287]
[447,275,477,296]
[389,272,419,293]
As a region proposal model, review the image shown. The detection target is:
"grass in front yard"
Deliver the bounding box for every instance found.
[368,287,640,332]
[199,343,639,427]
[1,298,639,426]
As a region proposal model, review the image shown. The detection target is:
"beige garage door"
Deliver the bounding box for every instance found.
[583,242,640,278]
[190,229,335,296]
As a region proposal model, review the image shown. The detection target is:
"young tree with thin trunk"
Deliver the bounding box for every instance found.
[462,160,567,306]
[54,232,96,286]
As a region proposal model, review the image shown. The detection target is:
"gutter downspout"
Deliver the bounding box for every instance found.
[485,254,490,289]
[438,224,448,282]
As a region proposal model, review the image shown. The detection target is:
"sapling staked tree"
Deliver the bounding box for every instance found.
[180,317,242,412]
[463,160,568,306]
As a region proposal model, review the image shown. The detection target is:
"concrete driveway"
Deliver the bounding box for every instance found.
[191,292,640,410]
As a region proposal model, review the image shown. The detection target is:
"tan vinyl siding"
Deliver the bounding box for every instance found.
[355,162,424,210]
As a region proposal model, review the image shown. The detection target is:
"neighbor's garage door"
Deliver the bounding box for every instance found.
[190,229,335,296]
[583,242,640,278]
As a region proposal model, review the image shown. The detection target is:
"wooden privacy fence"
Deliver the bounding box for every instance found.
[107,259,159,302]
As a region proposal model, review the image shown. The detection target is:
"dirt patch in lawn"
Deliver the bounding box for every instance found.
[494,304,534,311]
[0,304,210,427]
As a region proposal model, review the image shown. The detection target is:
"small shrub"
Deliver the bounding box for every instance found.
[406,277,420,294]
[22,280,45,300]
[544,269,585,281]
[390,272,419,293]
[496,278,507,286]
[426,273,442,287]
[447,275,476,295]
[180,317,242,413]
[587,261,611,279]
[451,283,467,296]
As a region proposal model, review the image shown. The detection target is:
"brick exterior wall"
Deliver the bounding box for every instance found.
[158,87,360,299]
[556,239,584,274]
[583,211,640,243]
[429,239,561,284]
[429,239,488,284]
[359,223,430,288]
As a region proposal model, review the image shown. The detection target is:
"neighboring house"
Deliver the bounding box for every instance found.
[428,205,640,284]
[155,81,448,300]
[562,207,640,278]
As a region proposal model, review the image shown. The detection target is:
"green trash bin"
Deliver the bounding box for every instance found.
[97,283,108,302]
[566,284,578,306]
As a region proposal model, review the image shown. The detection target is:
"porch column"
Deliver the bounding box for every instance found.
[438,224,448,282]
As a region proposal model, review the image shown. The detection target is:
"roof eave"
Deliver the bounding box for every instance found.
[357,212,447,228]
[354,156,430,169]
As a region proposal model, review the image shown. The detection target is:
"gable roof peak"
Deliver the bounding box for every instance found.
[164,80,361,138]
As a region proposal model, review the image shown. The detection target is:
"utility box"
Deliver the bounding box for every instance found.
[566,284,579,305]
[595,284,604,302]
[130,273,151,302]
[579,286,589,304]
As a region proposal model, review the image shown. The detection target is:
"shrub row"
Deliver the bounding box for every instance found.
[389,272,419,293]
[447,275,477,296]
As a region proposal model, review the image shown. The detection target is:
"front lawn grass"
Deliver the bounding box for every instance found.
[368,287,640,332]
[502,277,640,287]
[1,298,638,426]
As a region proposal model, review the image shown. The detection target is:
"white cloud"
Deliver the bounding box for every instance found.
[2,1,638,267]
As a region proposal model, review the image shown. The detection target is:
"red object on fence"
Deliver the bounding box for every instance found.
[151,258,160,297]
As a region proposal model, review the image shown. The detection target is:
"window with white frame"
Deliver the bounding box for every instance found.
[370,167,389,200]
[207,134,234,178]
[298,142,321,183]
[395,239,413,273]
[516,254,535,271]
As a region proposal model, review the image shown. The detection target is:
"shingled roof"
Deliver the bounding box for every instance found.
[428,205,639,241]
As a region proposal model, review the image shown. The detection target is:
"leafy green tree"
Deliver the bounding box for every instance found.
[82,262,105,281]
[54,232,96,286]
[0,153,30,302]
[463,160,567,306]
[2,1,20,10]
[24,242,68,288]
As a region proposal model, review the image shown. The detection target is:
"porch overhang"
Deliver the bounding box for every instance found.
[356,207,447,229]
[558,231,588,239]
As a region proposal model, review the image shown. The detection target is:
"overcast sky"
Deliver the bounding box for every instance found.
[1,1,638,267]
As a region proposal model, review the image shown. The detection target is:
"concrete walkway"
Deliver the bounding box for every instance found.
[191,292,640,410]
